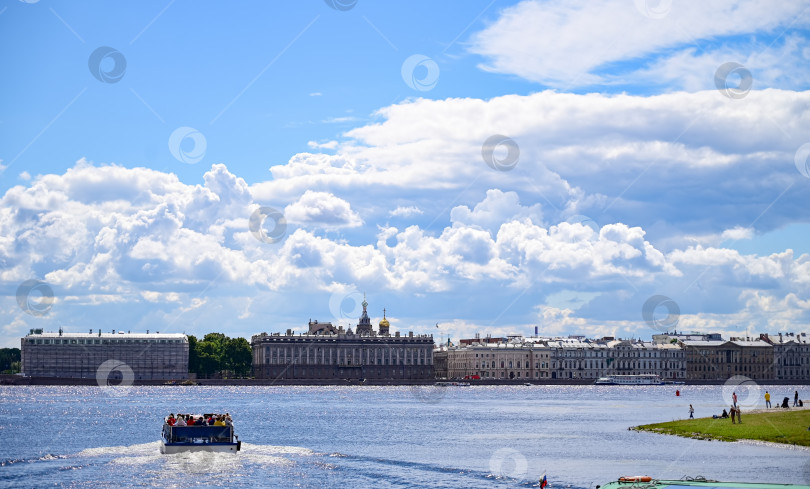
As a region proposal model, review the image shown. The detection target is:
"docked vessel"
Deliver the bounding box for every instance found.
[598,476,810,489]
[160,414,241,454]
[594,374,663,385]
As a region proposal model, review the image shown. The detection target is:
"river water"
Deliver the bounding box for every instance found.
[1,384,808,488]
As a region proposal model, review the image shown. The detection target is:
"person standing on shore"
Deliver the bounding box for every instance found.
[765,391,771,408]
[795,391,799,407]
[736,406,742,424]
[689,404,694,419]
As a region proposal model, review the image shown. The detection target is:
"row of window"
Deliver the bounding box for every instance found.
[777,369,810,377]
[459,361,685,370]
[779,358,808,365]
[27,338,183,345]
[262,346,431,366]
[691,357,769,363]
[256,338,431,343]
[259,367,426,378]
[469,350,684,359]
[693,364,769,372]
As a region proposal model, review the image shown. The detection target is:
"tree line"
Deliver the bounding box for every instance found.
[1,348,21,374]
[188,333,252,378]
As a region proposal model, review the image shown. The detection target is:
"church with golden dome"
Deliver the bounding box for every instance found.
[251,297,434,381]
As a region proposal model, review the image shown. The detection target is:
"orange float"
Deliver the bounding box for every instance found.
[620,476,653,483]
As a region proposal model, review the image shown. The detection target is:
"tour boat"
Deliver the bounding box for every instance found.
[594,374,663,385]
[598,476,810,489]
[160,414,241,454]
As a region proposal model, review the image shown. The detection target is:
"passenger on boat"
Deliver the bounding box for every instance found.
[167,413,235,428]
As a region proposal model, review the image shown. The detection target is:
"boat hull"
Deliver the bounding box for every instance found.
[160,441,240,454]
[599,478,810,489]
[160,422,240,454]
[594,381,663,385]
[594,375,663,385]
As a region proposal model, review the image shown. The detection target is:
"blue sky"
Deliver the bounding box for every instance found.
[2,0,810,349]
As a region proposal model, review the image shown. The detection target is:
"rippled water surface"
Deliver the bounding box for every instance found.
[1,384,808,488]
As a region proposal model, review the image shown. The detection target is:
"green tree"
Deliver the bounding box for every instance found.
[187,333,252,379]
[187,335,200,375]
[197,340,222,378]
[0,348,21,374]
[203,332,227,345]
[223,337,252,377]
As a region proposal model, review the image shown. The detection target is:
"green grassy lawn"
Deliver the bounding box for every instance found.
[633,409,810,446]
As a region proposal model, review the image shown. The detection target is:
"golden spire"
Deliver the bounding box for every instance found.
[379,308,390,328]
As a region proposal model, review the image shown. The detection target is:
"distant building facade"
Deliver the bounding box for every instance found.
[438,329,810,382]
[433,349,448,379]
[251,299,434,381]
[760,332,809,380]
[21,329,188,380]
[438,335,687,381]
[446,341,546,380]
[681,338,773,380]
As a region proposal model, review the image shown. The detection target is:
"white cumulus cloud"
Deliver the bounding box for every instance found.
[284,190,363,230]
[469,0,810,89]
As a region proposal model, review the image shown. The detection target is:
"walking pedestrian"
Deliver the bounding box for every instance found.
[794,391,799,407]
[689,404,694,419]
[730,405,736,424]
[765,391,771,408]
[737,406,742,424]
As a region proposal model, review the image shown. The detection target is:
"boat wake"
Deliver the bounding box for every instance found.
[75,441,316,471]
[318,451,554,488]
[1,442,591,489]
[0,453,67,467]
[4,441,318,472]
[76,440,161,457]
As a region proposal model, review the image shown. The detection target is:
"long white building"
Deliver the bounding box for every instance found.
[440,335,687,381]
[21,328,188,380]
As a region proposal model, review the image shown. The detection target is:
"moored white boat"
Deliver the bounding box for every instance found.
[594,374,663,385]
[597,476,810,489]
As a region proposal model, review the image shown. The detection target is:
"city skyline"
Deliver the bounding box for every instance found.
[3,1,810,350]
